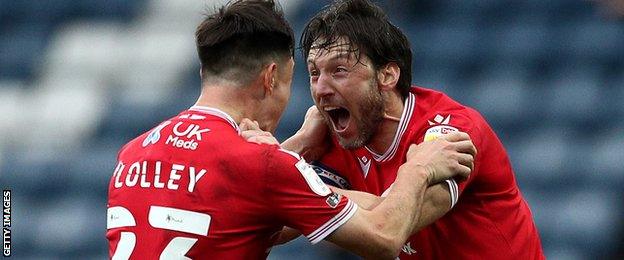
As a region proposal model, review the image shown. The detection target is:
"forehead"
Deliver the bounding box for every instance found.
[307,38,364,64]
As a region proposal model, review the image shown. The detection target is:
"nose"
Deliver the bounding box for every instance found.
[312,72,335,99]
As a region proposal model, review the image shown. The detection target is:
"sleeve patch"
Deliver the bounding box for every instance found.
[325,193,342,208]
[423,125,458,142]
[311,164,351,190]
[295,159,332,196]
[307,200,358,244]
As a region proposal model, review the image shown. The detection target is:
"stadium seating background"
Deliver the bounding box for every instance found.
[0,0,622,259]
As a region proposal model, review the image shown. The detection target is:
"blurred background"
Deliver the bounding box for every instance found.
[1,0,623,259]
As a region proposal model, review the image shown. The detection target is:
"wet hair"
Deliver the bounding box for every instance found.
[301,0,412,98]
[195,0,294,85]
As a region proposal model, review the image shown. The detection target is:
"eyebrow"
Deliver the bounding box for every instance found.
[306,50,353,66]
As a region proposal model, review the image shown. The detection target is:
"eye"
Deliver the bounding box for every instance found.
[309,69,319,81]
[334,67,348,76]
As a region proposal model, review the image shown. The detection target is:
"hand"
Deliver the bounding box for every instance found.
[283,106,331,161]
[239,118,280,145]
[297,106,328,142]
[404,132,476,185]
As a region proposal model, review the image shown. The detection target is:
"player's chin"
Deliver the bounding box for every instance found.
[336,134,365,150]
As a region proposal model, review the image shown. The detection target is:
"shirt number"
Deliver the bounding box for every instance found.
[107,206,212,259]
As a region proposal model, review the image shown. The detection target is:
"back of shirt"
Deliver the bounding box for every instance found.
[107,107,356,259]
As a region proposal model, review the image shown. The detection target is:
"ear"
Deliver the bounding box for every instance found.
[376,62,400,91]
[262,62,278,97]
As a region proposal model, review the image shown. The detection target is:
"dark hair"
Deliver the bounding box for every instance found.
[301,0,412,98]
[196,0,294,85]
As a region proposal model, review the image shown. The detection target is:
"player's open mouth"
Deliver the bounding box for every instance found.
[324,106,351,132]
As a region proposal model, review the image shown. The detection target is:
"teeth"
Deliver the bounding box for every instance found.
[324,106,340,111]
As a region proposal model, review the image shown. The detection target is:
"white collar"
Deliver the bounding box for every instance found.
[189,106,240,133]
[365,92,415,162]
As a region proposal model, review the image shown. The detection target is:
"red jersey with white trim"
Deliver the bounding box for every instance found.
[107,106,356,259]
[315,87,544,259]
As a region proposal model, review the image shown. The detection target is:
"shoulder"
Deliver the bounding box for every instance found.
[265,147,334,196]
[264,145,305,168]
[410,86,489,143]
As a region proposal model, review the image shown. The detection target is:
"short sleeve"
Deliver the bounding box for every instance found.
[419,111,484,197]
[265,148,358,244]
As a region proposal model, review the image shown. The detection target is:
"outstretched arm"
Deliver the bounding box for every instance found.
[326,162,430,259]
[326,138,473,259]
[273,182,452,246]
[331,182,452,234]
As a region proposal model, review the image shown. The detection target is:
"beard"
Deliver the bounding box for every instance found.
[333,78,385,150]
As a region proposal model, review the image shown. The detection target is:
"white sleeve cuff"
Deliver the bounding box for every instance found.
[306,200,358,244]
[445,179,459,209]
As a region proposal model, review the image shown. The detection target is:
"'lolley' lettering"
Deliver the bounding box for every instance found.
[112,161,207,192]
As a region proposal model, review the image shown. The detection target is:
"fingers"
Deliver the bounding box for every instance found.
[303,106,324,124]
[455,153,474,172]
[405,144,418,159]
[305,106,321,118]
[452,140,477,157]
[239,118,260,131]
[441,132,477,157]
[454,163,472,181]
[241,129,271,140]
[247,135,280,145]
[440,131,470,142]
[305,106,317,117]
[240,121,279,145]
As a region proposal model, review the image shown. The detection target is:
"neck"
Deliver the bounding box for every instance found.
[366,92,405,155]
[194,84,253,126]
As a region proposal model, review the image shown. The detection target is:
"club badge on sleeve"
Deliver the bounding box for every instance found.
[295,160,332,196]
[424,114,458,141]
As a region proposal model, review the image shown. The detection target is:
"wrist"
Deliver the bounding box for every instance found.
[281,132,307,154]
[398,164,429,185]
[423,164,436,186]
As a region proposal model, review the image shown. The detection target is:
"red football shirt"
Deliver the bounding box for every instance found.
[107,106,357,259]
[315,87,544,259]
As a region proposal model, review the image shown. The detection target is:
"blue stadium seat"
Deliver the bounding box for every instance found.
[69,0,146,22]
[524,186,621,259]
[30,197,105,256]
[587,127,624,186]
[420,22,479,64]
[566,20,624,61]
[552,188,621,253]
[544,64,603,126]
[510,126,578,186]
[465,62,532,130]
[489,17,550,64]
[0,23,50,80]
[93,93,193,145]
